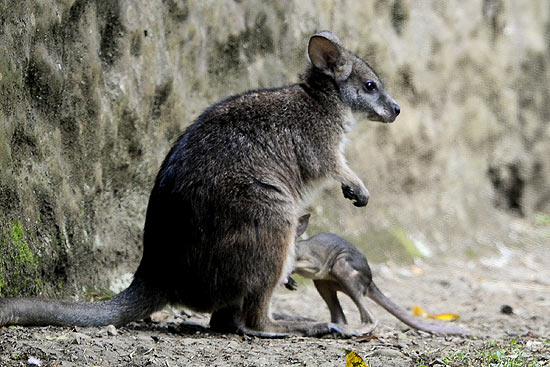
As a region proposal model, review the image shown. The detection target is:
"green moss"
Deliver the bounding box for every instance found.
[0,269,5,294]
[0,220,42,296]
[9,221,37,268]
[417,338,548,367]
[0,127,11,169]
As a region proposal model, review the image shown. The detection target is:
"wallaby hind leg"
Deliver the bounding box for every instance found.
[209,305,289,338]
[209,306,241,333]
[240,287,342,337]
[313,279,348,324]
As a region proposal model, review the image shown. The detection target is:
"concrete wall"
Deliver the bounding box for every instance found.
[1,0,548,296]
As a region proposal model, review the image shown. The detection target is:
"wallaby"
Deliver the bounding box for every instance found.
[286,214,464,336]
[0,31,400,337]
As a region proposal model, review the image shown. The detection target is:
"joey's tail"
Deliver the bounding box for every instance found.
[0,276,167,327]
[367,282,464,335]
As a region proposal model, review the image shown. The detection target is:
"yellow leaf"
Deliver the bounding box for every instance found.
[412,305,460,321]
[412,305,428,317]
[344,349,369,367]
[428,313,460,321]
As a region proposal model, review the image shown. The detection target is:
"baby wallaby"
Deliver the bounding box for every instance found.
[0,31,399,337]
[289,215,464,336]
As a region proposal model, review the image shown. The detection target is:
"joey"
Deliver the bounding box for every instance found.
[289,215,464,336]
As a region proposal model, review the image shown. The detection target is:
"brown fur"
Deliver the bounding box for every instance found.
[0,31,399,337]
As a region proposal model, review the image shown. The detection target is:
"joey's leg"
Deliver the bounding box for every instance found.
[333,156,369,207]
[332,260,377,325]
[313,279,348,324]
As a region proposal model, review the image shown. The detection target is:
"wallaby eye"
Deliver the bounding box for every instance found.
[364,81,377,92]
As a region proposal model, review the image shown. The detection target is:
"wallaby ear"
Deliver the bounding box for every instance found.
[308,31,352,80]
[296,214,311,237]
[308,35,341,71]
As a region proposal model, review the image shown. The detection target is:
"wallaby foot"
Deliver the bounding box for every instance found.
[272,313,315,322]
[283,276,298,290]
[210,310,289,338]
[209,306,340,338]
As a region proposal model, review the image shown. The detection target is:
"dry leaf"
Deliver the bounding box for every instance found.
[412,305,460,321]
[357,335,379,341]
[44,333,70,341]
[344,349,369,367]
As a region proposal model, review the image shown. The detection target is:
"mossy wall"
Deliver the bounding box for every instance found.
[0,0,548,296]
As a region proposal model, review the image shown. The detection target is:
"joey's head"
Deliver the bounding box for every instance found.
[307,30,400,123]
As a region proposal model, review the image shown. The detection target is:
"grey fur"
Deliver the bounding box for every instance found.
[291,215,465,336]
[0,31,399,337]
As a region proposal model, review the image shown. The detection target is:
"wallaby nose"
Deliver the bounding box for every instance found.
[393,103,401,116]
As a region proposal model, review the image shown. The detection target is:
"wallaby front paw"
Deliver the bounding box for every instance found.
[283,276,298,291]
[341,184,369,207]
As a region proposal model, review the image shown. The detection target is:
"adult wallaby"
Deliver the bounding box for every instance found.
[287,214,464,336]
[0,31,400,337]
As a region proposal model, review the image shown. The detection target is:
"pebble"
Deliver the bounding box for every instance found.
[70,332,92,345]
[27,356,42,366]
[106,324,118,336]
[500,305,514,315]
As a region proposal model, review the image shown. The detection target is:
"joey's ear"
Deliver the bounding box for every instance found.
[296,214,311,237]
[308,31,352,80]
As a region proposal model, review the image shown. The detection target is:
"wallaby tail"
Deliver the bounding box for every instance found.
[0,276,167,327]
[367,283,464,335]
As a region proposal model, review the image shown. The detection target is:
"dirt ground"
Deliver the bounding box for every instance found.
[1,240,549,367]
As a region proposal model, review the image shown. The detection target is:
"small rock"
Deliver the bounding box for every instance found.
[106,324,118,336]
[526,340,543,352]
[70,332,92,345]
[500,305,514,315]
[27,356,42,366]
